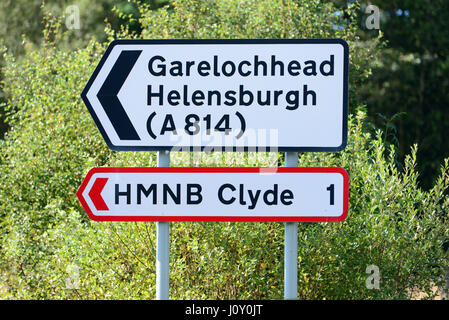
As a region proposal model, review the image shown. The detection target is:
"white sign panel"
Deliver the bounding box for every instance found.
[77,167,349,222]
[81,39,349,152]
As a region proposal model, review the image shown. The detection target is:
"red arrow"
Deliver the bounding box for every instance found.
[88,178,109,211]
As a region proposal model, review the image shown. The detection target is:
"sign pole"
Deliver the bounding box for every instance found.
[284,152,298,300]
[156,150,170,300]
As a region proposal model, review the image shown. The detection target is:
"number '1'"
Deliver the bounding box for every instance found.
[327,184,335,205]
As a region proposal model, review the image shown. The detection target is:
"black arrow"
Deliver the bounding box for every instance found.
[97,50,142,140]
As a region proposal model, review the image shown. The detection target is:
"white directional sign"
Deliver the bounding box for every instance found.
[81,39,348,152]
[77,167,349,222]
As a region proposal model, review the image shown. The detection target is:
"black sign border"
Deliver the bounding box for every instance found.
[81,39,349,152]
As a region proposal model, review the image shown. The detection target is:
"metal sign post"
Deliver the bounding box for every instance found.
[78,38,350,301]
[284,152,298,300]
[156,150,170,300]
[76,164,348,299]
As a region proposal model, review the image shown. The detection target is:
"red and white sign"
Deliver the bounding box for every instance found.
[77,167,348,222]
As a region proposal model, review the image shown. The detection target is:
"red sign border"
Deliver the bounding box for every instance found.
[77,167,349,222]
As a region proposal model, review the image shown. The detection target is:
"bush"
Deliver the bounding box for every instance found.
[0,0,448,299]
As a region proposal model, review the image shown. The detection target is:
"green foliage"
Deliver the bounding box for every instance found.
[355,0,449,189]
[0,0,145,56]
[0,0,448,299]
[0,0,165,138]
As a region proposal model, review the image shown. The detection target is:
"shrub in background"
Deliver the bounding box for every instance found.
[0,0,447,299]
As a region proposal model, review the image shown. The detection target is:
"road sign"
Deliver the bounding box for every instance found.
[77,167,348,222]
[81,39,348,152]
